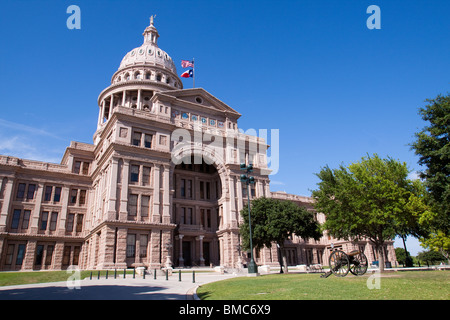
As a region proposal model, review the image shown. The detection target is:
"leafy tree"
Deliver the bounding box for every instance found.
[311,154,429,272]
[394,247,411,266]
[239,197,321,273]
[411,93,450,235]
[420,230,450,263]
[417,250,446,265]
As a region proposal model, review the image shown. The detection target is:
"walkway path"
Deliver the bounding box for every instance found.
[0,271,239,300]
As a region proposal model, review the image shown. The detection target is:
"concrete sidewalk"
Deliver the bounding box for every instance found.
[0,271,239,300]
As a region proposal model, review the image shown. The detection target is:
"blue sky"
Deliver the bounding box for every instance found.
[1,0,449,254]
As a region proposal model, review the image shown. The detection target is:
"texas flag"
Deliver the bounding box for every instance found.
[181,69,193,78]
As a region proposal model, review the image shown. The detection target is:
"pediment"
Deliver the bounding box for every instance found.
[154,88,241,118]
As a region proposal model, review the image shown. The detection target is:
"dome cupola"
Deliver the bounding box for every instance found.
[110,16,182,89]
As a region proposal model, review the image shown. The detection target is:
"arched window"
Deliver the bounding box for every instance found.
[134,71,141,80]
[145,72,151,80]
[125,73,130,81]
[156,74,162,82]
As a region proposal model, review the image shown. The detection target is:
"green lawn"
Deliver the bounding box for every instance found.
[0,270,136,287]
[197,271,449,300]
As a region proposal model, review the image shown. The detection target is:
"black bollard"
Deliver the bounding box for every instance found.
[90,271,92,280]
[106,270,108,279]
[133,268,136,279]
[179,270,181,282]
[114,269,117,279]
[192,270,195,283]
[97,271,100,280]
[154,269,157,279]
[143,270,145,279]
[124,268,126,278]
[166,269,168,281]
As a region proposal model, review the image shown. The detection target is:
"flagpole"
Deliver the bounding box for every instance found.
[192,57,195,88]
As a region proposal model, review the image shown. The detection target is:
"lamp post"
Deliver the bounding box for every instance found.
[240,163,258,274]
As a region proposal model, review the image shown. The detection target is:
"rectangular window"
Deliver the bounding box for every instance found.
[40,211,49,230]
[180,207,185,224]
[82,162,90,175]
[73,161,81,174]
[22,210,30,229]
[6,244,14,265]
[130,165,139,182]
[45,245,54,266]
[187,180,192,199]
[44,186,53,201]
[140,234,148,258]
[73,246,80,265]
[132,132,142,146]
[180,179,186,197]
[79,190,86,205]
[70,189,78,204]
[62,246,71,265]
[141,195,150,217]
[16,183,26,200]
[129,194,138,216]
[206,182,211,200]
[54,187,61,202]
[66,214,75,232]
[142,167,151,186]
[26,184,36,200]
[126,234,136,258]
[35,245,44,266]
[49,212,58,231]
[11,209,21,229]
[76,214,83,232]
[16,244,26,265]
[186,208,192,225]
[200,181,205,199]
[144,134,152,148]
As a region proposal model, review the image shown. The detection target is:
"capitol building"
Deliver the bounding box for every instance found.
[0,19,396,271]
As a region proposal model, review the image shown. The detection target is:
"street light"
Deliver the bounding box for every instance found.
[240,162,258,274]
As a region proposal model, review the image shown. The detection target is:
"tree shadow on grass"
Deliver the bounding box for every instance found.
[0,284,188,300]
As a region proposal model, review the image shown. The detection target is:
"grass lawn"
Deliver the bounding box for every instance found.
[197,271,449,300]
[0,270,136,287]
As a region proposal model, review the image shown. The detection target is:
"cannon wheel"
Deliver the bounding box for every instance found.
[349,252,368,276]
[329,250,350,277]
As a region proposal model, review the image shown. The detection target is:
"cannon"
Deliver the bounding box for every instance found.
[321,248,368,278]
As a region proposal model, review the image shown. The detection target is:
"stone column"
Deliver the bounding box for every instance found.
[152,165,160,223]
[23,240,37,271]
[162,165,171,224]
[177,234,184,267]
[122,90,126,106]
[119,159,129,221]
[0,177,14,232]
[137,89,142,110]
[107,158,119,220]
[57,185,70,235]
[197,235,205,266]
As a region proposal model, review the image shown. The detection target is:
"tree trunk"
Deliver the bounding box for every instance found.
[377,244,385,273]
[279,244,289,273]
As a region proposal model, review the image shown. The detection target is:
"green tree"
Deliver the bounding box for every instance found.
[411,93,450,235]
[417,250,446,265]
[394,247,411,266]
[311,154,429,272]
[239,197,321,273]
[420,230,450,263]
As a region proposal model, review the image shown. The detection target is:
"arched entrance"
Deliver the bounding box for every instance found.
[172,155,223,267]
